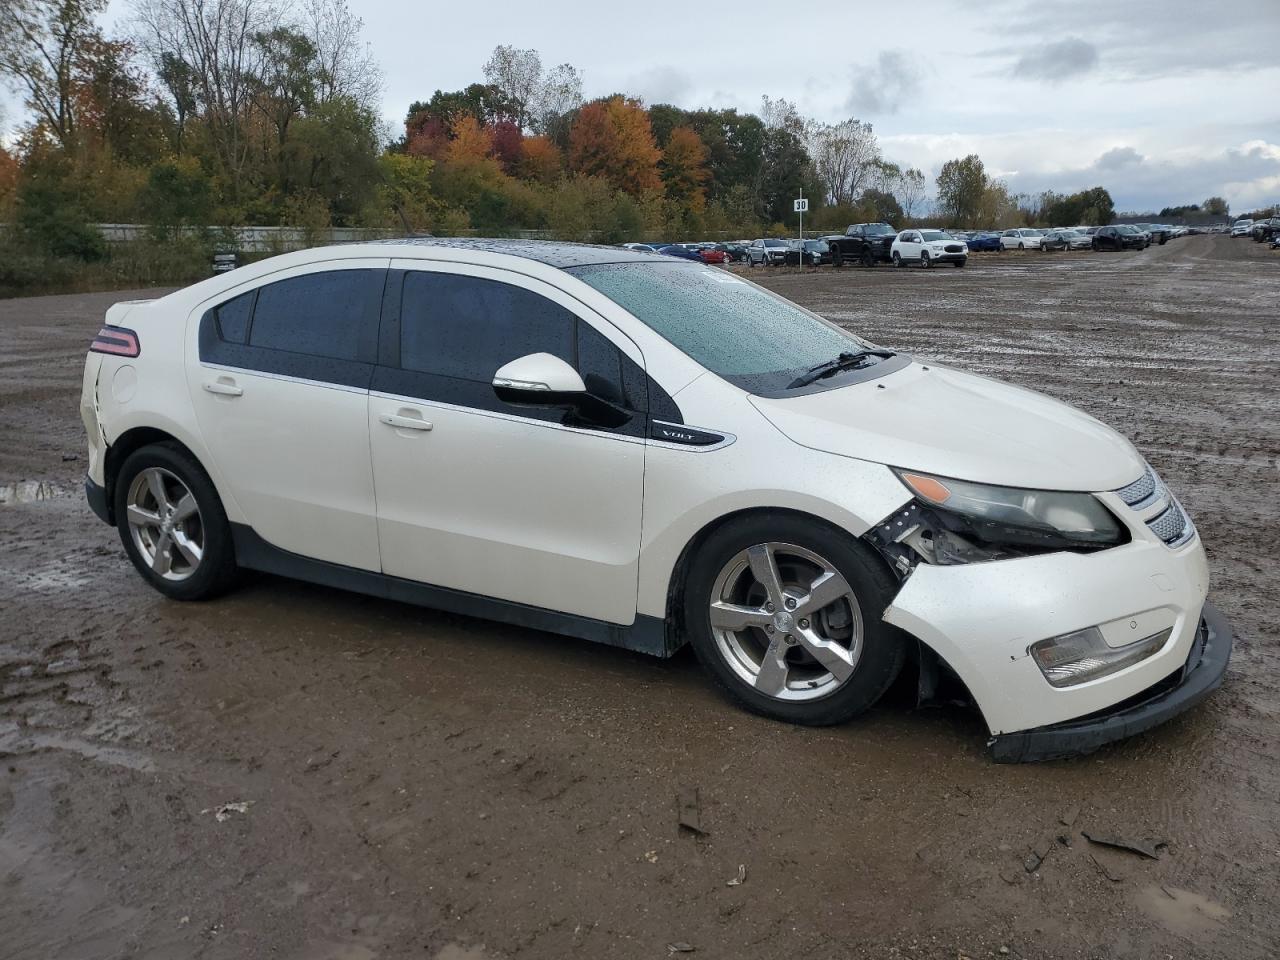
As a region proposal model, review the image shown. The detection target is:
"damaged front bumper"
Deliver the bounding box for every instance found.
[989,603,1232,762]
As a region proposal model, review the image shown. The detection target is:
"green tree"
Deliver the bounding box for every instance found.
[286,96,381,225]
[936,154,987,227]
[140,155,212,232]
[1203,195,1229,216]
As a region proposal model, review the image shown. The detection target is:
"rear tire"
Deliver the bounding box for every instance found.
[114,443,238,601]
[683,513,906,726]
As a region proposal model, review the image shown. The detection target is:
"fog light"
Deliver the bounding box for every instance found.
[1029,626,1172,688]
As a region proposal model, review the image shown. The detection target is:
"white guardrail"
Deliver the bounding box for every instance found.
[89,224,556,252]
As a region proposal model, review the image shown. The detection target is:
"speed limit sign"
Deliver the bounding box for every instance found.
[794,197,809,212]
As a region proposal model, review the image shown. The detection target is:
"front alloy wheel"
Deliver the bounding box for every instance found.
[684,515,906,726]
[709,542,863,701]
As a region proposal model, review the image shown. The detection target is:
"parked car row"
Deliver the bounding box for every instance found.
[622,215,1209,272]
[622,241,747,265]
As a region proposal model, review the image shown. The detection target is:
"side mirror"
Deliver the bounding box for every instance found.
[492,352,586,405]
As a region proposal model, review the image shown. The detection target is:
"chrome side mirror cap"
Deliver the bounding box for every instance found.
[492,353,586,398]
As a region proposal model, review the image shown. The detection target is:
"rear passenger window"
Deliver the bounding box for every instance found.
[249,269,383,361]
[213,291,253,344]
[401,272,574,382]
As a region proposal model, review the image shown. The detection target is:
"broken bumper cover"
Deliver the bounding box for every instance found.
[989,602,1232,763]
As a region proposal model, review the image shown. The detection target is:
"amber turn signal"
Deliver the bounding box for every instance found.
[900,472,952,504]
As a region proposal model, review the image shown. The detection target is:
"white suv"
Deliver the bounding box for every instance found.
[890,229,968,268]
[80,239,1231,761]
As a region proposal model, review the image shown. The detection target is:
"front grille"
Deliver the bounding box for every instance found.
[1113,464,1194,547]
[1148,501,1195,547]
[944,244,963,253]
[1114,465,1159,508]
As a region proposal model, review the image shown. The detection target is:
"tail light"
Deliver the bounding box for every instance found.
[90,325,140,357]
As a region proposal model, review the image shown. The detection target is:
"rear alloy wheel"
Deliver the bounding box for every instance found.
[114,443,238,600]
[685,516,905,725]
[125,467,204,582]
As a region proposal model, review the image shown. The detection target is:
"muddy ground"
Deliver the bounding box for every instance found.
[1,235,1277,959]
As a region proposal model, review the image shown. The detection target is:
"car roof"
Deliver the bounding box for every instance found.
[339,237,662,270]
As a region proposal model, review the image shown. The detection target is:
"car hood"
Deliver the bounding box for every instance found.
[748,362,1144,492]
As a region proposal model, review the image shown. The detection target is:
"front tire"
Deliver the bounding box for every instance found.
[954,258,966,268]
[861,248,875,268]
[684,515,906,725]
[114,443,238,601]
[892,251,903,267]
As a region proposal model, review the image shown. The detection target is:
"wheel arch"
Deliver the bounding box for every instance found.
[660,505,900,652]
[103,427,213,525]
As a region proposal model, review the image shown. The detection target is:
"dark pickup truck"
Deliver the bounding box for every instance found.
[827,223,898,267]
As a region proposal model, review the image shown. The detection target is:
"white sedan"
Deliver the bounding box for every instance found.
[78,238,1230,761]
[1000,228,1045,250]
[890,229,968,268]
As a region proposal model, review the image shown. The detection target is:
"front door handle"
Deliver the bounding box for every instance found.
[203,377,243,397]
[380,412,433,431]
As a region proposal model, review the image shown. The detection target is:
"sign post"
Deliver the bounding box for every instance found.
[793,192,809,270]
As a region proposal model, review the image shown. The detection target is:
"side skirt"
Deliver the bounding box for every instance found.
[230,523,677,658]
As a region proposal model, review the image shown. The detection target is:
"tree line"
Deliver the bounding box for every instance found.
[0,0,1143,290]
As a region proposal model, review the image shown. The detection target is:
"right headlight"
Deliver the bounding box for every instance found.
[888,469,1128,561]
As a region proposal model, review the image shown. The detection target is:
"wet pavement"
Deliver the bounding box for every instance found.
[1,235,1277,959]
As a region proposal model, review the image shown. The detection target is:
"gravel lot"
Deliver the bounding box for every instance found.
[1,235,1277,959]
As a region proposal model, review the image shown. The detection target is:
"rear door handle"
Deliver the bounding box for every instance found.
[203,378,243,397]
[380,413,433,431]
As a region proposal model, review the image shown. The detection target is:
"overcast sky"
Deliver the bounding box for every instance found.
[8,0,1280,213]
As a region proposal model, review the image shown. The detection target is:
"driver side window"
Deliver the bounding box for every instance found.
[376,270,650,435]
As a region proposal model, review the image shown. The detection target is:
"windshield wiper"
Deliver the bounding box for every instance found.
[786,349,895,389]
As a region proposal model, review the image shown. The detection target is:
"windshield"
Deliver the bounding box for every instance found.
[1117,225,1139,234]
[862,224,895,236]
[763,239,787,248]
[568,261,883,394]
[804,240,828,251]
[919,230,949,241]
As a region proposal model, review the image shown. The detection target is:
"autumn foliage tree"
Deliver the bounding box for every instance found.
[661,126,708,214]
[518,134,561,183]
[568,96,661,196]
